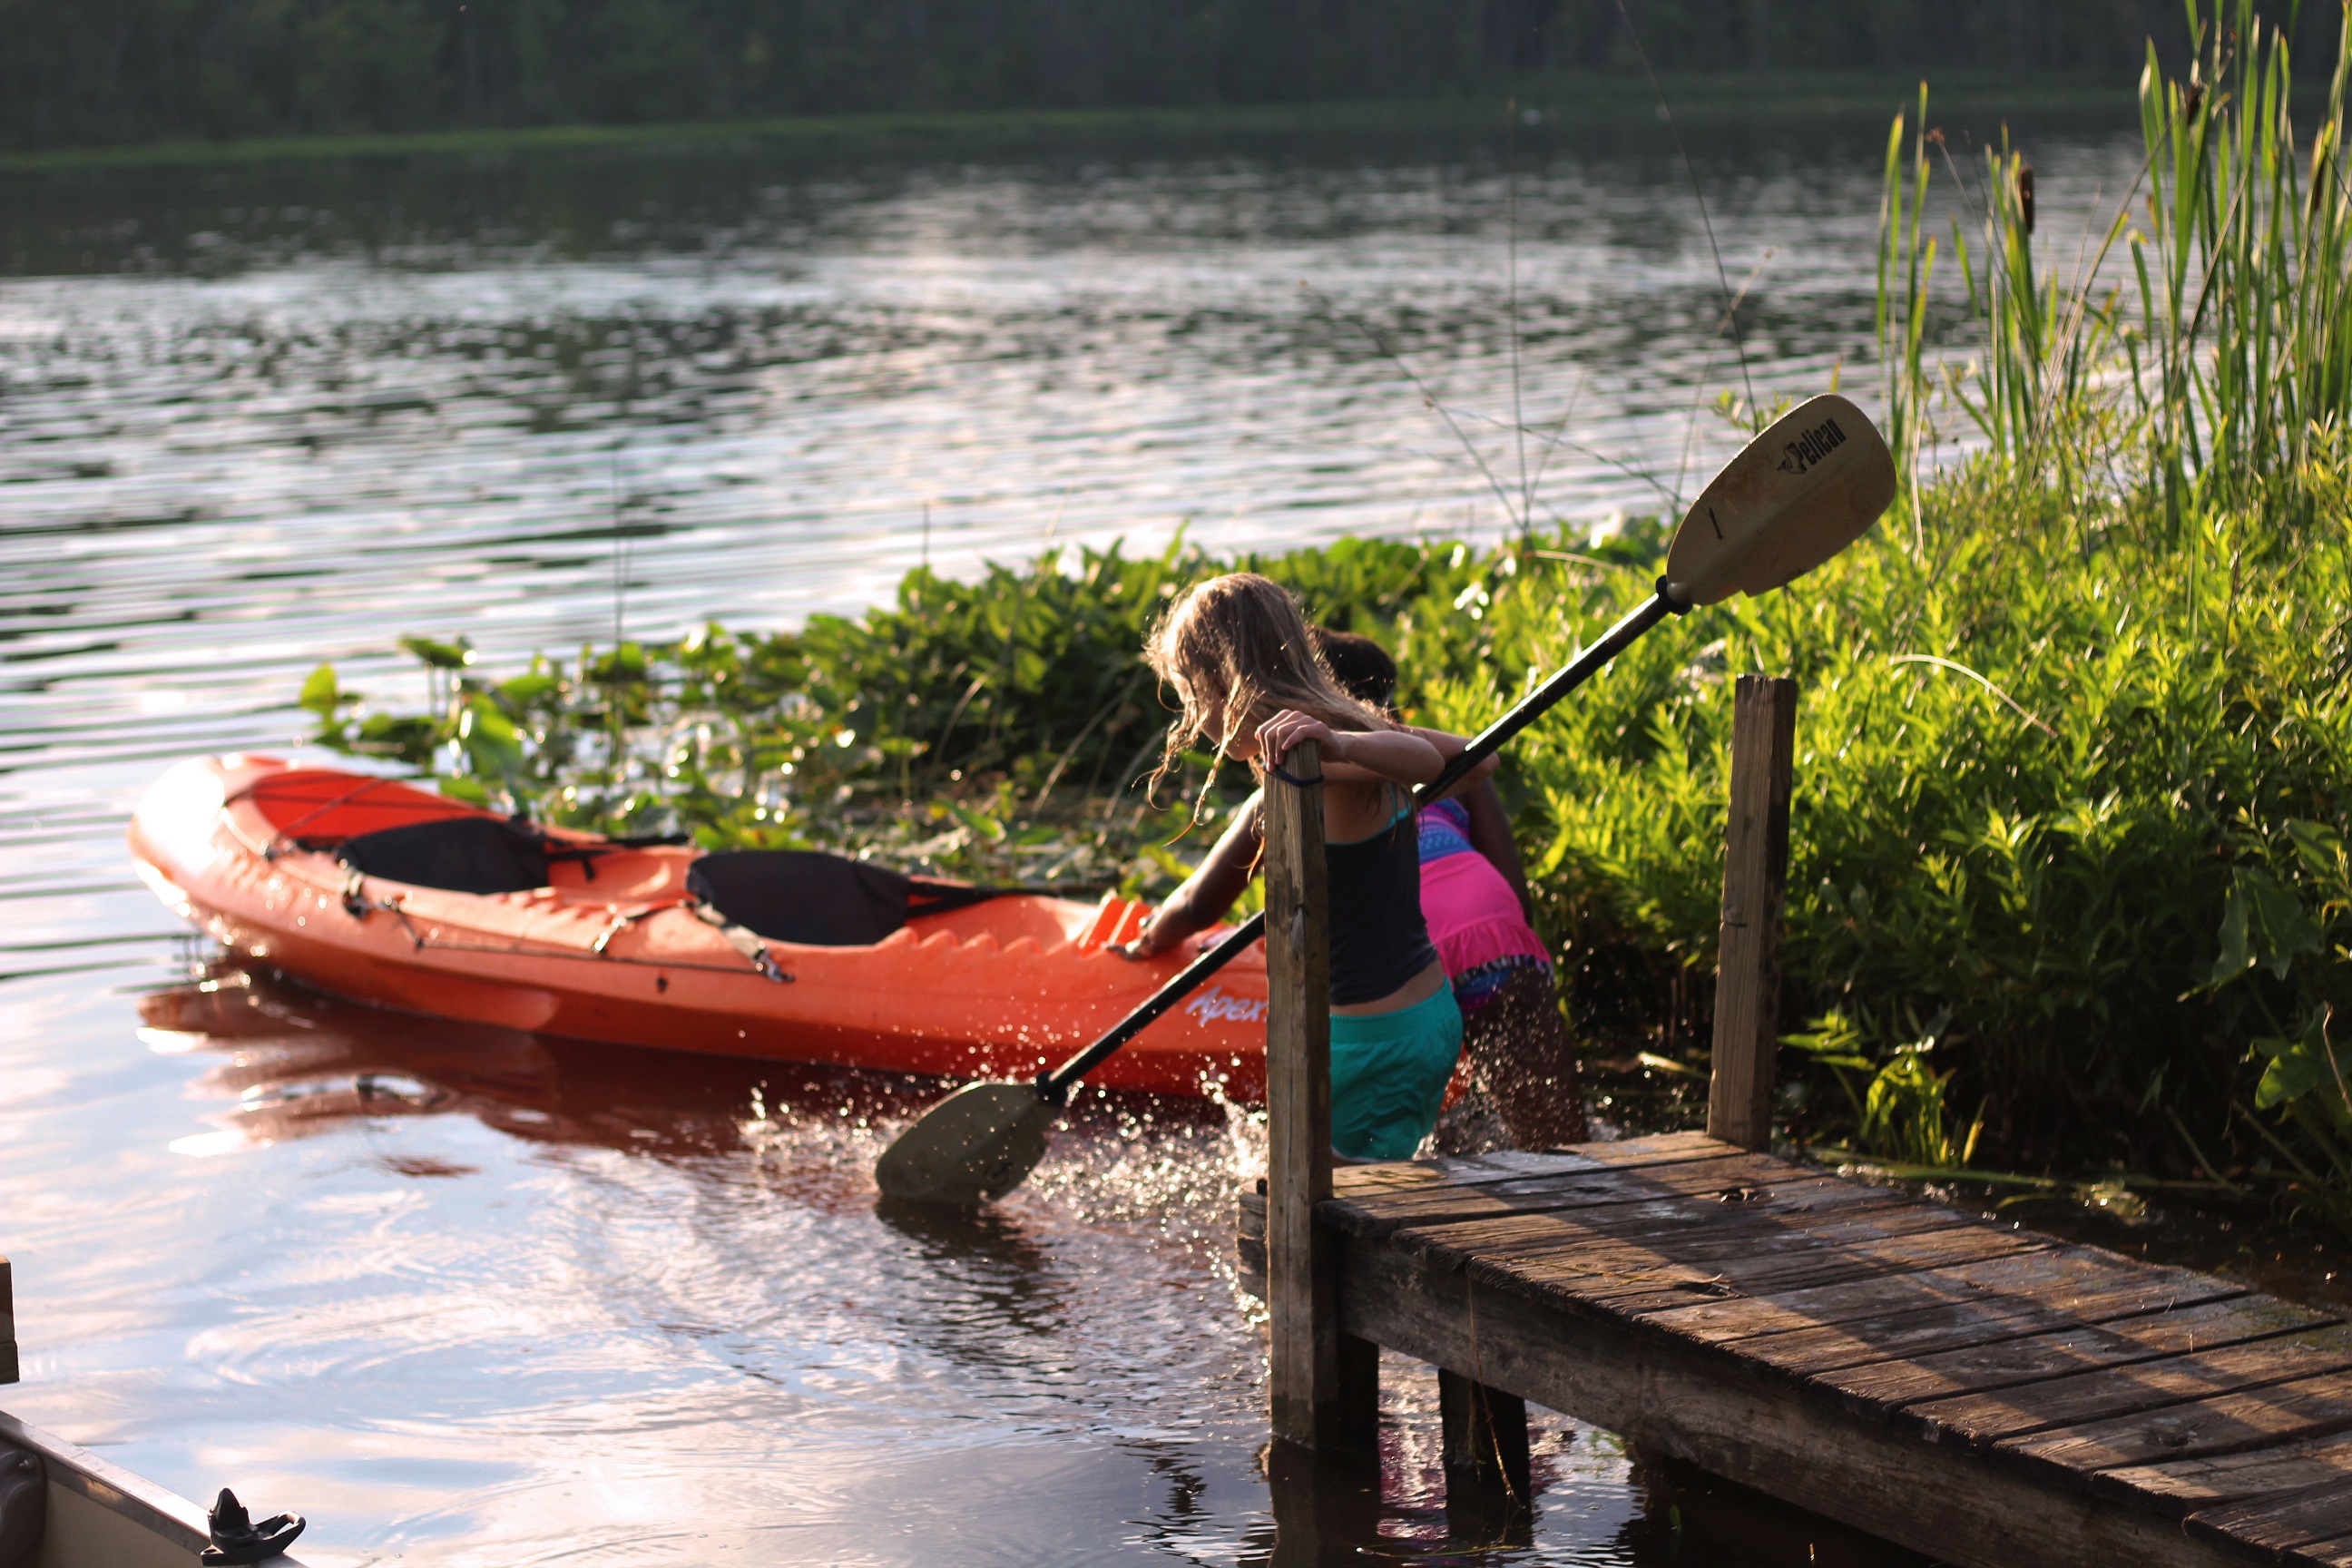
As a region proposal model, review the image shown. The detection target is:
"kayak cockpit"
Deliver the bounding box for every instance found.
[686,849,1014,946]
[225,763,1053,953]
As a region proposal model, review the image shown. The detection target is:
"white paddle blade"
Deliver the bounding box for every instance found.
[1665,394,1897,606]
[875,1081,1060,1205]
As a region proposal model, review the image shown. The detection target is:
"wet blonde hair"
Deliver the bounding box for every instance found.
[1143,573,1394,805]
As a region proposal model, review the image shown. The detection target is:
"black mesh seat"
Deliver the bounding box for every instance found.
[337,817,550,895]
[686,850,1007,947]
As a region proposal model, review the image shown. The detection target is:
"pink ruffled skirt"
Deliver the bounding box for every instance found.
[1420,851,1551,985]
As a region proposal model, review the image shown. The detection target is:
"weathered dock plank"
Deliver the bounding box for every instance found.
[2105,1435,2352,1515]
[1909,1329,2352,1448]
[1818,1295,2338,1408]
[2190,1483,2352,1561]
[2005,1371,2352,1475]
[1236,1135,2352,1568]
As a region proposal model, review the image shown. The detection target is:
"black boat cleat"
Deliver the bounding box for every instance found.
[201,1487,305,1564]
[0,1443,46,1568]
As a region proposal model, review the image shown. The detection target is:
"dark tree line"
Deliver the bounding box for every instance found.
[0,0,2324,152]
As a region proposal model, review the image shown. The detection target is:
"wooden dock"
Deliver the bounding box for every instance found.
[1239,1135,2352,1568]
[1240,686,2352,1568]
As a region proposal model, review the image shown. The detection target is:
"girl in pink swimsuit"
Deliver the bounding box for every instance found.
[1418,794,1549,1011]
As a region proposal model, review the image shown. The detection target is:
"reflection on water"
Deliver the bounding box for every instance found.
[138,966,891,1161]
[1614,1455,1938,1568]
[19,959,1950,1565]
[0,116,2162,1560]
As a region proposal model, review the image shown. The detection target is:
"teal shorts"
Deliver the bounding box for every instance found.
[1329,985,1465,1161]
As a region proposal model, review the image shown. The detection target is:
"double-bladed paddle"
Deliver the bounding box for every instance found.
[875,393,1896,1205]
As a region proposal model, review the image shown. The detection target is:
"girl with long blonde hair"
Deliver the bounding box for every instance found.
[1117,573,1490,1160]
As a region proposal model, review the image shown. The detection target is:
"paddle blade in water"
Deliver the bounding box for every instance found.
[874,1081,1061,1205]
[1665,394,1896,606]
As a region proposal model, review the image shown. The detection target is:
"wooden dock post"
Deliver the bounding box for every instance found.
[1,1255,14,1384]
[1262,739,1378,1463]
[1263,1435,1384,1566]
[1439,1367,1532,1504]
[1708,675,1798,1152]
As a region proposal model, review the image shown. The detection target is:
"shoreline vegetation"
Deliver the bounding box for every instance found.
[10,0,2324,162]
[313,0,2352,1239]
[0,74,2151,175]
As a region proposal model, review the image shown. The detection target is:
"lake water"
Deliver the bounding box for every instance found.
[0,100,2145,1564]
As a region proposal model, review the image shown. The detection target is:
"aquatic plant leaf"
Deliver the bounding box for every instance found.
[2288,819,2345,865]
[589,644,650,683]
[1859,1047,1965,1167]
[457,699,524,779]
[2210,882,2255,985]
[2288,819,2350,893]
[498,673,562,707]
[2209,866,2322,985]
[298,664,342,719]
[348,713,442,760]
[398,635,473,671]
[946,800,1007,845]
[2253,1009,2352,1112]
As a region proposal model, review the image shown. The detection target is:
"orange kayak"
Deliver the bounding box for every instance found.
[129,755,1271,1101]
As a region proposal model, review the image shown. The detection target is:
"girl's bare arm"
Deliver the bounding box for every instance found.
[1256,711,1445,784]
[1114,791,1263,959]
[1406,725,1501,797]
[1464,777,1534,918]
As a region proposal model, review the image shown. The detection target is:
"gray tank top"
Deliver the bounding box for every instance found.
[1322,785,1439,1006]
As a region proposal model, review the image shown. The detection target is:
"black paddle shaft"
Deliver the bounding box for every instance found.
[1407,583,1681,809]
[1038,906,1270,1101]
[1034,583,1683,1105]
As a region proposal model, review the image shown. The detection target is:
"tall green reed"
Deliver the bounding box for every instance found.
[1880,1,2352,527]
[1734,0,2352,1197]
[2132,2,2352,522]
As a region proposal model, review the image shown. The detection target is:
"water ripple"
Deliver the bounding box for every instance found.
[0,127,2139,1563]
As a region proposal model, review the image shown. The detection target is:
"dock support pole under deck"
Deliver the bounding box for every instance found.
[1263,739,1377,1464]
[1439,1367,1532,1504]
[1708,674,1798,1152]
